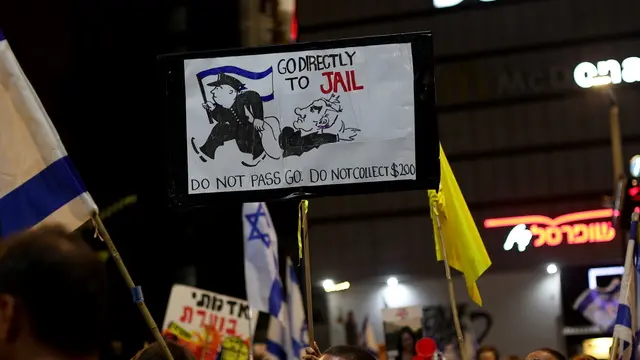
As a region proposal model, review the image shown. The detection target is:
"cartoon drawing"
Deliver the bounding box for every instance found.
[278,94,360,157]
[191,70,281,167]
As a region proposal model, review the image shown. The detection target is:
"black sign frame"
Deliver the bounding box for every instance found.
[158,32,439,209]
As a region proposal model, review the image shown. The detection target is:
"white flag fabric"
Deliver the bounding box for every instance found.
[243,202,285,320]
[286,257,309,360]
[266,312,289,360]
[360,315,378,356]
[612,218,639,360]
[0,30,96,237]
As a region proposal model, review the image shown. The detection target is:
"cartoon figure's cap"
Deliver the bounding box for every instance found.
[207,73,244,91]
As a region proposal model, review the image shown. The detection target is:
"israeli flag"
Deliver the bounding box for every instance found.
[197,66,274,102]
[360,316,378,356]
[0,29,96,237]
[573,278,621,331]
[612,215,639,360]
[243,202,285,321]
[287,257,309,360]
[266,311,289,360]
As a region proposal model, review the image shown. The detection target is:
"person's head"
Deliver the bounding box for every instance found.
[207,73,244,108]
[505,355,522,360]
[525,348,567,360]
[0,225,107,359]
[293,94,342,132]
[321,345,377,360]
[132,341,195,360]
[396,327,417,354]
[477,345,500,360]
[570,355,596,360]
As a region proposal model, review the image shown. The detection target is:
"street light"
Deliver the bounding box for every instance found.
[592,86,625,190]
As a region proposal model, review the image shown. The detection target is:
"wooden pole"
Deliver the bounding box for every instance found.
[433,207,467,360]
[610,336,620,360]
[93,215,175,360]
[301,202,315,345]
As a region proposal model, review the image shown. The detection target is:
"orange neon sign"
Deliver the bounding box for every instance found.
[484,209,616,250]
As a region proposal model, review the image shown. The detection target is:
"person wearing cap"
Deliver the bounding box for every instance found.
[196,73,280,166]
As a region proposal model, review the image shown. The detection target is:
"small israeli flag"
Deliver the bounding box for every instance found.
[612,214,639,360]
[266,311,289,360]
[197,66,274,102]
[573,278,621,331]
[287,257,309,360]
[242,202,285,321]
[0,29,96,237]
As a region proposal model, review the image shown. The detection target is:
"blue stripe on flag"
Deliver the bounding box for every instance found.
[616,304,633,329]
[269,278,285,317]
[196,66,274,102]
[196,66,273,81]
[293,338,305,359]
[0,156,87,237]
[266,339,287,360]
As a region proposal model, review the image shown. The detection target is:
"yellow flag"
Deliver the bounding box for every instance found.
[428,144,491,306]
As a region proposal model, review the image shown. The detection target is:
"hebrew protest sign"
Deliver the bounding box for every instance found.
[162,284,251,360]
[159,32,438,206]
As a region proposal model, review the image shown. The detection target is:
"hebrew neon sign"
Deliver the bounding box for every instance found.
[484,209,616,252]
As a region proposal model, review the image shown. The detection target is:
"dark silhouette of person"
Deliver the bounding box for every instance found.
[396,327,417,360]
[345,311,359,346]
[197,73,269,165]
[525,348,567,360]
[0,225,107,360]
[476,345,500,360]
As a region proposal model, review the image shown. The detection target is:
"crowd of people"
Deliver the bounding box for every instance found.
[0,225,602,360]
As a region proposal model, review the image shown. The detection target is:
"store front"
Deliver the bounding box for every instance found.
[309,199,624,358]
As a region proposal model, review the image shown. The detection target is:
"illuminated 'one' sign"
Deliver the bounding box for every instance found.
[484,209,616,252]
[433,0,495,9]
[574,57,640,88]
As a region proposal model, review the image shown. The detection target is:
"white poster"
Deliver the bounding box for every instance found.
[162,284,252,359]
[184,43,417,194]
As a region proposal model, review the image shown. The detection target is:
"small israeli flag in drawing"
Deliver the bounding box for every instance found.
[242,202,285,321]
[0,29,97,237]
[197,66,274,102]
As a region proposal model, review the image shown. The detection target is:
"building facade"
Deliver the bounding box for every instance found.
[297,0,640,352]
[298,0,640,281]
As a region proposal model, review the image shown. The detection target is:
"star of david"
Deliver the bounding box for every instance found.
[245,203,272,247]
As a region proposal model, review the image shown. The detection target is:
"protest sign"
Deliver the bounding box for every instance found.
[162,284,251,360]
[159,32,438,207]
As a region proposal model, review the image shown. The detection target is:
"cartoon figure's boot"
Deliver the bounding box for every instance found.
[261,116,282,160]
